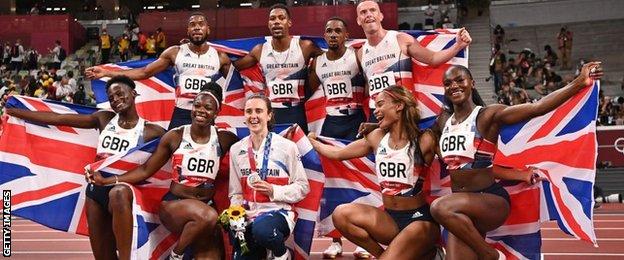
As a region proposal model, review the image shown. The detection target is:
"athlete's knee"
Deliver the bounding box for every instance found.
[430,198,456,221]
[332,204,356,226]
[108,186,132,210]
[194,207,218,230]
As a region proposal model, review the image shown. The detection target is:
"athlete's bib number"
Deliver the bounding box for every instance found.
[179,75,211,95]
[440,131,476,159]
[368,72,396,96]
[97,130,139,155]
[323,80,353,101]
[182,155,218,180]
[268,79,299,101]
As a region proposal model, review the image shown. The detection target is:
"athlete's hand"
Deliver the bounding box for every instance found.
[252,180,274,197]
[455,28,472,49]
[356,123,379,138]
[577,61,603,86]
[525,167,546,185]
[85,66,108,79]
[284,124,298,140]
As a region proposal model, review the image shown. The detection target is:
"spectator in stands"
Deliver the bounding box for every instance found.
[145,34,157,59]
[66,70,77,92]
[557,26,573,69]
[33,82,46,98]
[493,25,505,46]
[543,45,558,67]
[543,63,563,92]
[424,3,435,30]
[26,48,39,71]
[49,40,63,70]
[439,0,450,21]
[137,31,147,59]
[156,28,167,56]
[130,24,140,56]
[490,43,505,94]
[55,76,74,103]
[442,16,454,29]
[74,84,86,105]
[30,4,40,15]
[118,34,130,62]
[10,39,25,73]
[3,43,10,66]
[99,29,112,64]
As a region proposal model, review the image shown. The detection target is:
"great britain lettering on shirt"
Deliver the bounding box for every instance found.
[96,115,145,158]
[315,48,364,115]
[174,44,222,110]
[259,36,306,108]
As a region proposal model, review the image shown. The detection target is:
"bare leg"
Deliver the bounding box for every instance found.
[86,198,118,260]
[107,185,134,260]
[158,199,218,255]
[379,221,440,260]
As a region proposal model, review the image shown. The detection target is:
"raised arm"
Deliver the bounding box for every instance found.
[308,130,379,160]
[85,46,177,80]
[218,50,233,78]
[403,28,471,66]
[300,39,323,61]
[232,44,262,71]
[492,62,602,125]
[6,108,110,130]
[93,130,179,185]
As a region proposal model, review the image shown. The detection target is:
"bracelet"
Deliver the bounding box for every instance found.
[115,175,119,185]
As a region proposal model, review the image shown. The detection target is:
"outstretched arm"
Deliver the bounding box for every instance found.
[307,57,321,93]
[85,46,177,79]
[308,131,376,160]
[404,28,471,66]
[6,108,110,130]
[232,44,262,70]
[92,130,178,185]
[492,62,602,125]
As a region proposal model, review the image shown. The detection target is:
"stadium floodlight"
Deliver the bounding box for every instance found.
[61,7,66,11]
[147,6,156,10]
[157,6,164,9]
[240,2,252,7]
[191,5,200,9]
[53,7,60,11]
[46,8,52,11]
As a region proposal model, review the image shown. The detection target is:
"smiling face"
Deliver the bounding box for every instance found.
[374,91,403,130]
[244,98,273,135]
[268,8,291,39]
[324,20,348,50]
[187,15,210,45]
[443,66,475,105]
[106,83,136,113]
[356,1,383,34]
[191,93,218,127]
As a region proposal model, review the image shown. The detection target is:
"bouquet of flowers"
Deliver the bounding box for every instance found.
[218,205,249,254]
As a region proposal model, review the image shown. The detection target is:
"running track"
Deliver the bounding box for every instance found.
[7,204,624,259]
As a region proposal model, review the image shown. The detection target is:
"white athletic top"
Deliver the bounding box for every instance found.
[96,114,145,159]
[361,30,413,108]
[375,132,422,196]
[259,36,307,108]
[171,125,221,187]
[315,47,365,116]
[229,133,309,223]
[174,43,222,110]
[440,106,496,170]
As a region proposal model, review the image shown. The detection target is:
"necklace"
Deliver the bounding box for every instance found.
[271,48,291,65]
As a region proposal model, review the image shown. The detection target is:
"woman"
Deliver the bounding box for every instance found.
[91,82,238,260]
[308,85,440,259]
[6,75,166,260]
[228,94,310,260]
[430,62,602,260]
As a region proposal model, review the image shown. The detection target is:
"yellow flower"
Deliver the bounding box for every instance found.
[225,205,246,221]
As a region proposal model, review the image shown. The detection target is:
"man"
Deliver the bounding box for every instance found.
[49,40,62,70]
[86,12,233,129]
[356,0,471,122]
[156,28,167,56]
[234,4,323,133]
[10,39,24,73]
[99,29,112,64]
[307,17,371,258]
[6,76,166,260]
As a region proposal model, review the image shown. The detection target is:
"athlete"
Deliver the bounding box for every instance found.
[228,94,310,260]
[356,0,471,121]
[308,85,440,259]
[233,4,323,133]
[309,17,366,141]
[6,76,165,260]
[91,83,238,259]
[86,12,233,129]
[430,63,602,259]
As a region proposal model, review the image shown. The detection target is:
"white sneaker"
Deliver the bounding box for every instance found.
[272,250,290,260]
[353,246,372,259]
[322,242,343,259]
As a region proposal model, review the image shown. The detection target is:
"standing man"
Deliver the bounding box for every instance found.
[86,12,233,129]
[308,17,371,258]
[234,4,323,133]
[10,39,25,73]
[557,26,573,70]
[356,0,471,122]
[49,40,62,70]
[99,29,112,64]
[156,28,167,56]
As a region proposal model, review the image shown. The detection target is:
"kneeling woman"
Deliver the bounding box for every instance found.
[430,63,602,260]
[228,94,310,260]
[308,85,440,259]
[92,83,238,259]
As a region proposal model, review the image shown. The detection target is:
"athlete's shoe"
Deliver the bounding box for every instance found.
[322,242,343,259]
[353,246,372,259]
[272,250,291,260]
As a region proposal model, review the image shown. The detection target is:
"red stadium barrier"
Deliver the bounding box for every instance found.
[138,3,398,45]
[0,15,86,54]
[597,126,624,167]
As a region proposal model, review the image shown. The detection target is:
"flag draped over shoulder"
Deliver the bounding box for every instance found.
[489,80,600,259]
